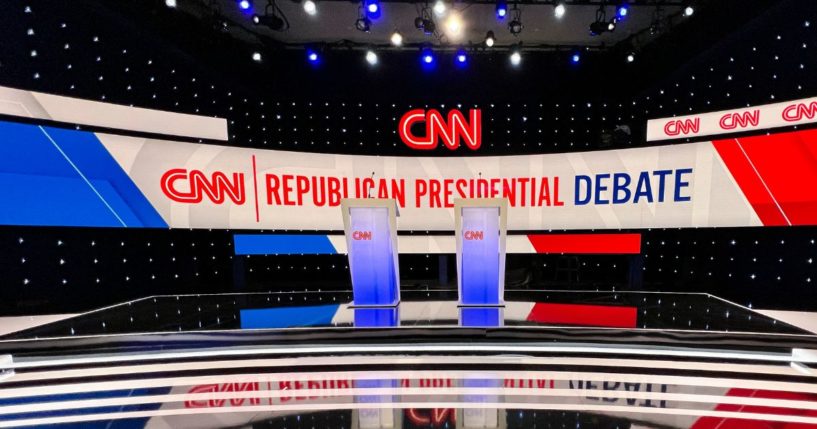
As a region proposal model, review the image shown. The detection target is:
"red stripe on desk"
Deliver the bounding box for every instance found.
[527,233,641,254]
[527,303,638,328]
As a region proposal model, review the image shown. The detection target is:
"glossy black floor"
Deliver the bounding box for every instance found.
[0,290,815,428]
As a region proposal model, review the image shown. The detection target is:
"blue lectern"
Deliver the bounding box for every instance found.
[341,199,400,307]
[455,198,508,306]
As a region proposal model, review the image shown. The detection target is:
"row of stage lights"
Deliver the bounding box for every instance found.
[164,0,694,65]
[225,0,695,39]
[250,45,589,68]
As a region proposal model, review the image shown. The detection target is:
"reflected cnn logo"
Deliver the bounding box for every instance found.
[398,108,482,150]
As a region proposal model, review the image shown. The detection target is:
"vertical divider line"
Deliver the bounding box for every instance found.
[252,155,260,223]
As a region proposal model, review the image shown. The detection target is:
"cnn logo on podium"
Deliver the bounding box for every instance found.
[352,231,372,240]
[464,230,484,240]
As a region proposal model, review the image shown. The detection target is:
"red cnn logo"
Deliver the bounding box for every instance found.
[464,230,484,240]
[719,110,760,130]
[663,118,700,136]
[399,108,482,150]
[782,101,817,122]
[161,168,246,205]
[352,231,372,240]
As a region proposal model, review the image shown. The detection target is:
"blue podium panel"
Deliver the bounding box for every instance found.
[354,307,400,327]
[347,206,399,306]
[459,307,503,327]
[459,207,502,305]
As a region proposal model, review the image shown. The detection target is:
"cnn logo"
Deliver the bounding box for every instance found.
[464,230,484,240]
[399,108,482,150]
[161,168,245,205]
[663,118,700,136]
[352,231,372,240]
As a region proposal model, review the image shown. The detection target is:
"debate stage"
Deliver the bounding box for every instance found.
[0,289,816,428]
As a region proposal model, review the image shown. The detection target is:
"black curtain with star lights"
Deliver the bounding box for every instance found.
[0,0,815,315]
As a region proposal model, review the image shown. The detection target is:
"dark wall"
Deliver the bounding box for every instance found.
[0,0,815,314]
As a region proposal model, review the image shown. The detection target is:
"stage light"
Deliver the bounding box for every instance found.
[589,21,606,35]
[355,17,371,32]
[456,48,467,64]
[508,5,522,36]
[571,53,580,64]
[252,51,262,62]
[306,49,319,63]
[510,50,521,66]
[433,0,446,16]
[421,48,435,64]
[683,5,694,16]
[626,52,634,62]
[303,0,317,15]
[165,0,177,8]
[616,2,629,19]
[253,13,285,30]
[422,18,436,35]
[414,16,424,29]
[366,0,379,15]
[608,19,617,32]
[238,0,252,10]
[554,2,565,18]
[484,30,495,47]
[390,31,403,46]
[496,1,507,19]
[365,50,378,65]
[444,13,463,38]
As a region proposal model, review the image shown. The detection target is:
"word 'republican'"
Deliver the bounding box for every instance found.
[264,175,564,208]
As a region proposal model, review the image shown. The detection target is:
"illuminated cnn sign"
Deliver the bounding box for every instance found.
[399,108,482,150]
[160,168,246,205]
[647,96,817,141]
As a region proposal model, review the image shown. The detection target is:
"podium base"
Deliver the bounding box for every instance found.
[348,301,401,309]
[457,302,506,308]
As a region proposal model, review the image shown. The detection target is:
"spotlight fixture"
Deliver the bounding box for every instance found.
[414,16,424,29]
[365,50,378,65]
[303,0,317,15]
[571,53,580,64]
[626,52,635,62]
[165,0,177,8]
[496,0,507,20]
[683,5,694,16]
[422,18,436,35]
[554,2,566,18]
[252,51,262,62]
[433,0,446,17]
[238,0,253,10]
[508,5,522,36]
[455,48,467,64]
[253,13,286,31]
[616,2,629,19]
[484,30,495,47]
[390,31,403,46]
[510,49,521,66]
[355,17,372,32]
[306,49,319,63]
[589,5,614,35]
[365,0,380,18]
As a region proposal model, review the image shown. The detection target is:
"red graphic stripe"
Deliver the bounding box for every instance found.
[527,233,641,254]
[251,155,260,223]
[736,129,817,225]
[690,388,817,429]
[527,303,637,328]
[712,138,789,226]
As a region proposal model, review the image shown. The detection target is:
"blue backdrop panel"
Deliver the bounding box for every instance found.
[233,234,337,255]
[0,120,166,228]
[239,304,339,329]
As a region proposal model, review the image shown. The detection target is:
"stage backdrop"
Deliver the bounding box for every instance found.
[1,117,816,230]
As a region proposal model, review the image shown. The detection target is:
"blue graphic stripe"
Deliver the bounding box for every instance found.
[240,304,340,329]
[234,234,337,255]
[38,126,127,226]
